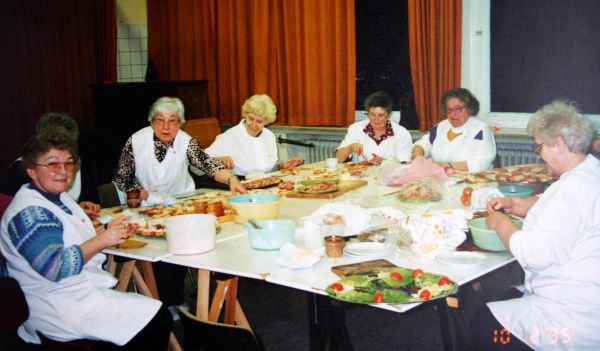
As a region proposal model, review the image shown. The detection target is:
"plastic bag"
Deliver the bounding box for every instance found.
[379,156,447,186]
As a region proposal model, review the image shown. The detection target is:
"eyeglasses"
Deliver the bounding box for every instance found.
[153,118,180,128]
[446,105,466,115]
[532,142,545,156]
[35,161,76,172]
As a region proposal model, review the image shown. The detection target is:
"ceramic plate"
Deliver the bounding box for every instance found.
[344,242,390,257]
[436,251,487,268]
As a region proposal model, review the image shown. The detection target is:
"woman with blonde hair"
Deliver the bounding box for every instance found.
[206,94,303,176]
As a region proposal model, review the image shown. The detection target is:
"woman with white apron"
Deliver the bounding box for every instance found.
[0,130,171,349]
[112,96,246,314]
[412,88,496,173]
[205,94,304,176]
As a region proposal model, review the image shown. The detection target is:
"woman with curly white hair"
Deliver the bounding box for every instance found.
[472,100,600,350]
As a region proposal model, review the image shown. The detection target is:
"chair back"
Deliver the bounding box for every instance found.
[178,307,264,351]
[97,183,121,208]
[183,117,222,149]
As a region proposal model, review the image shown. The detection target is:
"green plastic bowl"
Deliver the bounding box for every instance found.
[244,219,296,250]
[497,185,534,198]
[467,217,523,251]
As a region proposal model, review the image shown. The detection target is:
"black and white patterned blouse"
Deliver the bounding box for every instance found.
[113,134,225,192]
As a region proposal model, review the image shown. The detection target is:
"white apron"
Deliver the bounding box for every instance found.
[337,120,413,163]
[0,185,161,345]
[205,120,278,176]
[414,118,496,172]
[132,126,195,196]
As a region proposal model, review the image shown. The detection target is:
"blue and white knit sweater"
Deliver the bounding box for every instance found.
[0,183,82,280]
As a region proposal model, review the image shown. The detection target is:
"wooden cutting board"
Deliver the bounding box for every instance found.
[286,180,368,199]
[331,259,398,277]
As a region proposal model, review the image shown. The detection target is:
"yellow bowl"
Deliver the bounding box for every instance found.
[227,194,282,224]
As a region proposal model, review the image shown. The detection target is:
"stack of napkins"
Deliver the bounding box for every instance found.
[408,209,472,259]
[276,243,324,269]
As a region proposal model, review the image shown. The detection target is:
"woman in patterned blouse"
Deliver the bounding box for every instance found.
[336,91,413,164]
[113,96,246,201]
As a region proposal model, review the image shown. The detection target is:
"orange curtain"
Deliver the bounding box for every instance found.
[147,0,355,126]
[408,0,462,131]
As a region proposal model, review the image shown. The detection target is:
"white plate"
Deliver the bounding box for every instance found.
[436,252,487,268]
[344,242,390,256]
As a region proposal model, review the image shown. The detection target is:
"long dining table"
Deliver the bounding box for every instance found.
[103,162,515,350]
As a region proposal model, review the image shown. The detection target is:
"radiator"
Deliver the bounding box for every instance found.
[497,144,542,167]
[284,135,541,167]
[306,140,339,163]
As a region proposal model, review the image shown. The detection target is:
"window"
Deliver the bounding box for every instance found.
[355,0,419,129]
[491,0,600,114]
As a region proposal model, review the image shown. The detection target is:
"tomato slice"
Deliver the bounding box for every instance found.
[390,272,403,282]
[412,269,423,279]
[373,292,384,303]
[330,283,343,292]
[438,276,452,286]
[419,289,431,300]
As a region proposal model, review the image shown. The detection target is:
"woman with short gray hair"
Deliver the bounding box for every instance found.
[470,100,600,350]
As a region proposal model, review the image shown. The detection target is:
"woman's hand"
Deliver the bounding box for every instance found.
[228,177,247,195]
[368,153,384,165]
[80,201,101,220]
[487,196,536,218]
[140,189,149,201]
[281,157,304,169]
[350,143,364,156]
[411,145,425,160]
[487,197,513,214]
[100,216,132,246]
[216,156,235,169]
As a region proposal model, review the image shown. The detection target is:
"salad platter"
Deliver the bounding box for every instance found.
[326,267,457,304]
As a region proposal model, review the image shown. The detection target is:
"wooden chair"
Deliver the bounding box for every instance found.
[183,117,222,148]
[178,307,264,351]
[97,182,121,208]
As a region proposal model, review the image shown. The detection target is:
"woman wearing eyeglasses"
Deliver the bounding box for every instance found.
[0,130,171,348]
[470,101,600,350]
[411,88,496,172]
[113,96,246,202]
[336,91,413,164]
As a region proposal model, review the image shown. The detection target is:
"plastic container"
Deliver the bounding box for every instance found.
[165,214,216,255]
[467,217,523,252]
[497,181,545,195]
[244,219,296,250]
[228,194,282,224]
[497,185,535,198]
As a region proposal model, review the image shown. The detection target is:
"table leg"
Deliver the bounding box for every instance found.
[196,269,210,319]
[139,261,159,299]
[115,260,136,292]
[223,277,238,324]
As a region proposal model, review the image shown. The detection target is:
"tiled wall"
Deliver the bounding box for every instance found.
[117,24,148,82]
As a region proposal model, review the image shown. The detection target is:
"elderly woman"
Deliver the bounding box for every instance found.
[336,91,412,164]
[471,101,600,350]
[205,94,304,176]
[0,130,171,348]
[411,88,496,172]
[113,96,246,200]
[0,112,100,219]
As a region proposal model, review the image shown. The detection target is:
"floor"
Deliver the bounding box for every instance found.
[175,261,524,351]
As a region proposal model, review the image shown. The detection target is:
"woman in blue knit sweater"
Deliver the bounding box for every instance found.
[0,130,171,349]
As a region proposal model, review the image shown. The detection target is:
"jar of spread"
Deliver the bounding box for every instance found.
[126,189,141,208]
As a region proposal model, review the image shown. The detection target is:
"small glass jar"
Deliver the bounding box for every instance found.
[324,235,345,258]
[126,189,141,208]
